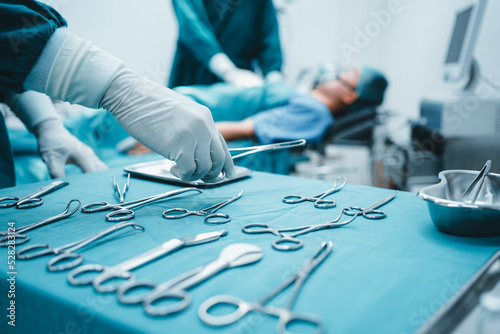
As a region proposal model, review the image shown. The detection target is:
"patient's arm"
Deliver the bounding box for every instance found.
[216,118,255,141]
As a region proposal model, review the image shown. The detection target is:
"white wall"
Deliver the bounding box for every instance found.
[42,0,500,142]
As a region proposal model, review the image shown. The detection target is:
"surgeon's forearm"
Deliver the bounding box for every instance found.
[216,119,255,142]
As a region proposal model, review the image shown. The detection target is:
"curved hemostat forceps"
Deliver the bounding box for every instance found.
[116,243,263,317]
[113,173,130,203]
[282,176,347,208]
[0,199,80,247]
[243,211,355,251]
[162,190,244,224]
[16,221,145,272]
[81,187,202,222]
[342,191,398,220]
[199,241,333,334]
[66,230,228,293]
[0,180,68,209]
[229,139,306,160]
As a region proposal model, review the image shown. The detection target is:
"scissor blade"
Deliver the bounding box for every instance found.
[181,230,229,246]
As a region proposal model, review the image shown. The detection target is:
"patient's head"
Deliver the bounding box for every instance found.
[312,66,388,114]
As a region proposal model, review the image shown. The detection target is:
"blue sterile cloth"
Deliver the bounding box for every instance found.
[1,169,500,334]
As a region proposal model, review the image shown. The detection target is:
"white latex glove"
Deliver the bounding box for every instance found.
[41,33,234,181]
[265,71,284,83]
[209,53,264,88]
[6,91,108,178]
[33,119,108,178]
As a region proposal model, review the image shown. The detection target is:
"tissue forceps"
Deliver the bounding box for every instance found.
[243,211,355,251]
[0,180,68,209]
[0,199,80,247]
[116,243,263,317]
[81,187,202,222]
[67,230,228,293]
[282,177,347,208]
[229,139,306,160]
[16,221,144,271]
[162,190,243,224]
[342,191,398,220]
[113,173,130,203]
[198,241,332,334]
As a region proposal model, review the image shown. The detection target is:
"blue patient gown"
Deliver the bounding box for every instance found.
[169,0,282,87]
[0,0,66,187]
[252,93,334,145]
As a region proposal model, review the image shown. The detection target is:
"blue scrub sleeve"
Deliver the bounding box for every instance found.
[0,0,67,93]
[252,93,334,145]
[172,0,224,66]
[257,0,283,76]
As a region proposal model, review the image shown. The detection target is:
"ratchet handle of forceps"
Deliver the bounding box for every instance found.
[342,207,386,219]
[282,195,336,209]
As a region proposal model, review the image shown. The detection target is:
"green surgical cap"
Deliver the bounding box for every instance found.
[353,66,388,109]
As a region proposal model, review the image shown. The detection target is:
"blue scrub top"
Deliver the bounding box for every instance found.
[168,0,283,88]
[0,0,66,94]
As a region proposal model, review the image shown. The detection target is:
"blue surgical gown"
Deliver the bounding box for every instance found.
[168,0,283,88]
[0,0,66,187]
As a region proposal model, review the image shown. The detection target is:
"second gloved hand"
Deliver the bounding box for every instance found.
[34,119,108,178]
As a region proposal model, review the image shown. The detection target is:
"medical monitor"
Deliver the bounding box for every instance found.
[443,0,487,86]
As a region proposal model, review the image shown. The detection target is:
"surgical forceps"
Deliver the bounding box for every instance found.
[162,190,244,224]
[243,211,355,251]
[199,241,333,334]
[282,177,347,208]
[16,221,144,272]
[113,173,130,203]
[67,230,228,293]
[117,243,263,317]
[81,187,201,222]
[0,180,68,209]
[229,139,306,160]
[0,199,80,247]
[342,191,398,220]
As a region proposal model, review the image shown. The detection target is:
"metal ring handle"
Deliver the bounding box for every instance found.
[198,295,249,326]
[0,233,29,247]
[47,253,84,272]
[272,236,303,251]
[205,213,231,224]
[116,279,157,305]
[162,208,192,219]
[16,244,52,260]
[106,209,135,222]
[143,288,191,317]
[16,197,43,209]
[67,264,106,286]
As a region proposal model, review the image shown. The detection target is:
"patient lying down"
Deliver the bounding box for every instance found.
[128,66,387,155]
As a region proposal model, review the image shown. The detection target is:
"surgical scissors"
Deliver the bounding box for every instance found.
[17,221,144,271]
[243,211,355,251]
[81,187,202,222]
[342,191,398,220]
[113,173,130,203]
[199,241,332,334]
[67,229,228,293]
[0,180,68,209]
[0,199,80,247]
[282,176,347,208]
[116,243,263,317]
[162,190,243,224]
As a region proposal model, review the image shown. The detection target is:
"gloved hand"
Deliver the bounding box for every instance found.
[6,91,108,178]
[209,53,264,88]
[265,71,284,83]
[33,118,108,178]
[40,33,234,181]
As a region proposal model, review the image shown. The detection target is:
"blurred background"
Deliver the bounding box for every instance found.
[22,0,500,191]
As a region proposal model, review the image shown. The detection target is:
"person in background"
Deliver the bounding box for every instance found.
[180,66,388,145]
[169,0,283,88]
[127,66,388,154]
[0,0,234,188]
